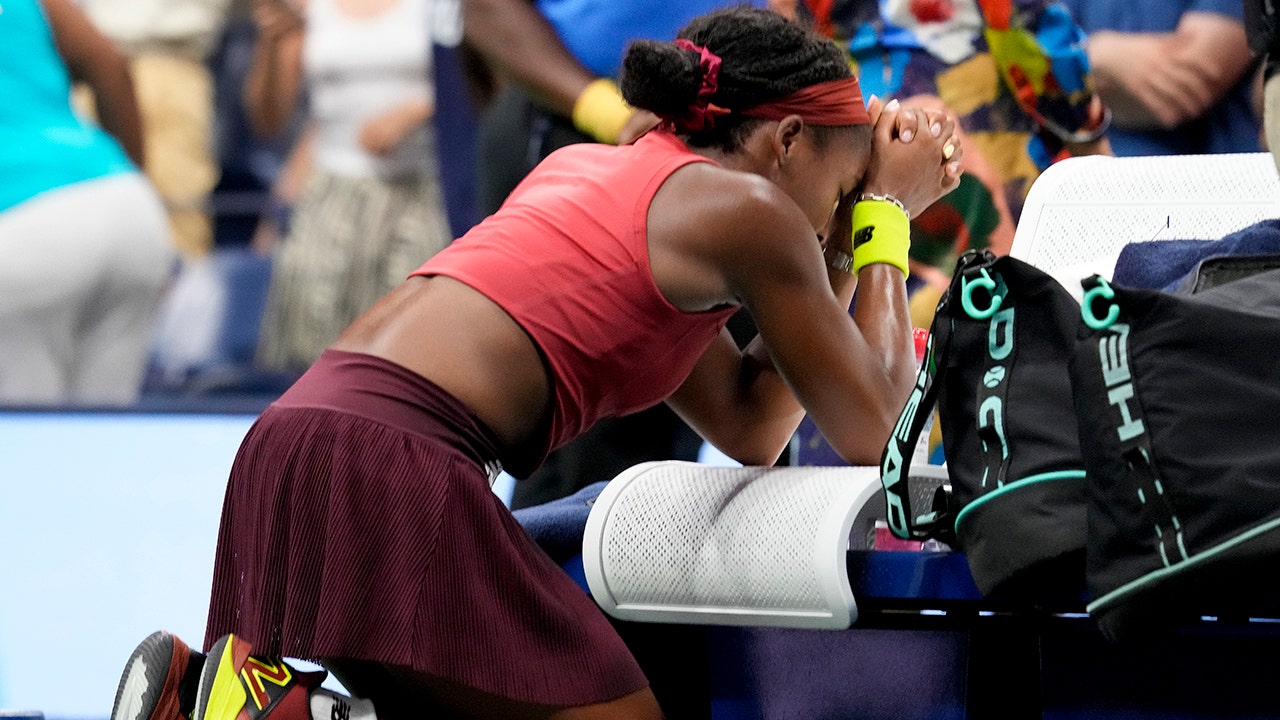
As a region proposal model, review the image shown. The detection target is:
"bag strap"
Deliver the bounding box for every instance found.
[1081,276,1189,567]
[880,250,1001,541]
[879,316,950,541]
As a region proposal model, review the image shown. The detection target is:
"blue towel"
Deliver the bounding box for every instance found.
[512,481,608,563]
[1112,218,1280,292]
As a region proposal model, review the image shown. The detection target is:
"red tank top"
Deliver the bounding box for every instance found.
[413,131,738,463]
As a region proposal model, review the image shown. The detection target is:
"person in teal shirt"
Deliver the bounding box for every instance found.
[0,0,174,405]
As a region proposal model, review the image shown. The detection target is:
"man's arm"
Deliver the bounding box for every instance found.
[462,0,643,142]
[461,0,595,117]
[1087,11,1255,130]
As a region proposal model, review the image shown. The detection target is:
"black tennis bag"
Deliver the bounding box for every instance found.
[881,249,1087,596]
[1071,267,1280,641]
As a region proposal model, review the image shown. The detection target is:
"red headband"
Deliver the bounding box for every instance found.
[741,76,871,126]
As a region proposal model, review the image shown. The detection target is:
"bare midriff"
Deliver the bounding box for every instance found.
[331,274,552,453]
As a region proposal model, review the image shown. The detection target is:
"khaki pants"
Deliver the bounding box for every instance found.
[132,53,220,258]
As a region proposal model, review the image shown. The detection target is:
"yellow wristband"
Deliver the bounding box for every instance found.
[850,199,911,277]
[571,78,632,144]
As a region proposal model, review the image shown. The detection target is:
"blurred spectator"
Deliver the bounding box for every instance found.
[784,0,1109,295]
[460,0,768,508]
[207,3,308,250]
[134,3,308,399]
[463,0,768,215]
[1248,0,1280,154]
[80,0,235,259]
[425,0,487,237]
[242,0,454,372]
[1060,0,1260,156]
[0,0,173,405]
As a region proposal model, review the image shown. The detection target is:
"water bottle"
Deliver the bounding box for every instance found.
[912,327,934,467]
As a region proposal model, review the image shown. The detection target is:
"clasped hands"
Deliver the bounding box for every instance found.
[856,95,964,220]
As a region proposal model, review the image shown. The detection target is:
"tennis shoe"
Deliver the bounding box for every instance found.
[110,631,205,720]
[194,634,326,720]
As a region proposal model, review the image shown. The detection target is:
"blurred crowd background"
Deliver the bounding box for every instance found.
[0,0,1266,504]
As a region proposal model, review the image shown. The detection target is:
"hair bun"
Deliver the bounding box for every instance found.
[619,39,706,123]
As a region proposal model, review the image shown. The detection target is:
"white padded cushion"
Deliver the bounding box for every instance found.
[582,461,883,629]
[1010,153,1280,298]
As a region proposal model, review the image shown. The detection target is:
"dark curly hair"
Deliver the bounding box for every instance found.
[620,6,856,151]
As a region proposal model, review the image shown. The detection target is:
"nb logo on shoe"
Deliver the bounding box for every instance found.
[331,699,351,720]
[240,657,293,711]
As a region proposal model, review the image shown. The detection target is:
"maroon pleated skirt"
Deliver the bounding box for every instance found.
[204,349,648,706]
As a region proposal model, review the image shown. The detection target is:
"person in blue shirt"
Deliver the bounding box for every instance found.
[462,0,769,213]
[1058,0,1260,156]
[0,0,173,406]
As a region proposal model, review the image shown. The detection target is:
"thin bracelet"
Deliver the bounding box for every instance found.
[858,192,909,219]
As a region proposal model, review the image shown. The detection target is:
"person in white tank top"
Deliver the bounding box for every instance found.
[303,0,436,178]
[242,0,454,371]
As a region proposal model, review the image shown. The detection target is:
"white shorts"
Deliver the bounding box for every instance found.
[0,172,174,405]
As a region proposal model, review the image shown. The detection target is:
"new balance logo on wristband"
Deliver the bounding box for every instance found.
[852,225,874,248]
